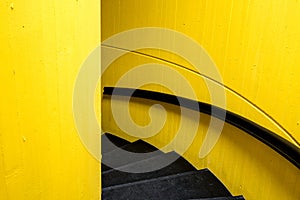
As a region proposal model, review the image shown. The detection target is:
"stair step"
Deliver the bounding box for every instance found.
[102,151,196,187]
[102,139,161,172]
[110,139,157,153]
[102,133,132,172]
[102,169,232,200]
[102,133,131,154]
[101,164,111,172]
[189,196,245,200]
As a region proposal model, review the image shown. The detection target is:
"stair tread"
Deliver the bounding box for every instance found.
[101,164,111,172]
[102,133,131,154]
[189,196,245,200]
[109,139,157,153]
[102,133,132,172]
[102,139,161,172]
[102,169,232,200]
[102,151,196,187]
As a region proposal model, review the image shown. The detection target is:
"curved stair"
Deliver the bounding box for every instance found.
[101,133,245,200]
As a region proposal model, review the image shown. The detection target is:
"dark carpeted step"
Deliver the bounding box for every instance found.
[101,133,132,172]
[102,169,232,200]
[101,133,131,171]
[110,139,157,153]
[101,164,111,172]
[102,151,196,187]
[102,133,131,154]
[102,139,162,172]
[189,196,245,200]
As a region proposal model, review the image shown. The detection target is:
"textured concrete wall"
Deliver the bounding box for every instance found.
[0,1,100,199]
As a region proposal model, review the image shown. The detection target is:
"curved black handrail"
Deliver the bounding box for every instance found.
[103,87,300,169]
[102,44,299,146]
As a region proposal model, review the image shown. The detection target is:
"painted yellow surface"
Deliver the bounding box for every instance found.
[101,48,296,144]
[0,1,100,200]
[101,0,300,199]
[102,0,300,144]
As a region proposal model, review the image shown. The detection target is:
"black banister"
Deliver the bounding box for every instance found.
[103,86,300,169]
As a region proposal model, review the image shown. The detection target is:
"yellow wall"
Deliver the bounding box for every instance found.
[102,0,300,145]
[0,1,100,199]
[101,0,300,199]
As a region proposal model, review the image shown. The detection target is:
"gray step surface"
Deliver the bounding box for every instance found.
[102,133,131,172]
[102,133,131,154]
[102,169,232,200]
[101,133,245,200]
[102,139,162,172]
[189,196,245,200]
[102,151,196,187]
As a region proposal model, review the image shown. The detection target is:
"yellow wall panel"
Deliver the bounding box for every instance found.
[101,48,294,144]
[0,1,100,199]
[102,0,300,144]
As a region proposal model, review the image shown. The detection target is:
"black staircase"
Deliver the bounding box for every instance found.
[101,133,245,200]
